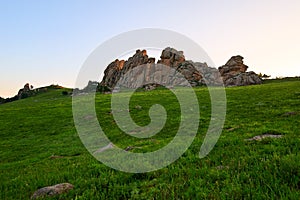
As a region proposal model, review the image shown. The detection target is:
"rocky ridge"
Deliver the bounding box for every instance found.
[99,47,262,91]
[0,84,66,104]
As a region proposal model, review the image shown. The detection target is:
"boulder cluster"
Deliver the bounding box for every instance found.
[17,83,34,99]
[218,55,263,86]
[99,47,262,91]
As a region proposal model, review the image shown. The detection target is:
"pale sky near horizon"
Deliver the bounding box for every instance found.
[0,0,299,98]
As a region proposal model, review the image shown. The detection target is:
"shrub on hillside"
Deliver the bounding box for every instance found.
[62,91,69,95]
[97,85,111,93]
[0,97,4,104]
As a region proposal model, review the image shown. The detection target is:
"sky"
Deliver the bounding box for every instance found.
[0,0,299,98]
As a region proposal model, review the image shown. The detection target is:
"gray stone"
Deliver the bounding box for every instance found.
[94,143,114,153]
[31,183,74,199]
[245,134,283,141]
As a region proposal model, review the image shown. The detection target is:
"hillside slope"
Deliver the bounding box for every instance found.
[0,79,300,199]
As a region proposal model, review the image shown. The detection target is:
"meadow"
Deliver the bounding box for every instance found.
[0,78,300,199]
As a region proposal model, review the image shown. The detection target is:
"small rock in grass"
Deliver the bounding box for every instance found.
[124,146,142,151]
[216,165,229,170]
[226,126,239,131]
[282,111,298,116]
[125,146,134,151]
[49,155,65,159]
[84,115,94,120]
[94,143,114,153]
[245,134,283,141]
[135,105,142,110]
[31,183,74,199]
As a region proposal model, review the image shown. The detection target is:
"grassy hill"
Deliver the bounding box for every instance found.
[1,78,300,199]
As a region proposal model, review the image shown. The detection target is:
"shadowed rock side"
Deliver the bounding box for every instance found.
[99,47,262,91]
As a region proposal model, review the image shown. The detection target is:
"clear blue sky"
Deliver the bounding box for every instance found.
[1,0,299,97]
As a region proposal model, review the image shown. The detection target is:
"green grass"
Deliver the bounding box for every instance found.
[0,78,300,199]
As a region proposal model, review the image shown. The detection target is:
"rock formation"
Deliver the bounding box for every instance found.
[157,47,204,86]
[17,83,34,99]
[156,47,224,86]
[99,47,262,91]
[100,50,155,90]
[157,47,185,67]
[219,56,262,86]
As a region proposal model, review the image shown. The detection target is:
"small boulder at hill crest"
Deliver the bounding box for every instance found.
[17,83,34,99]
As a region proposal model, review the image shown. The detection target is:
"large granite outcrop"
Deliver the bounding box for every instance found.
[156,47,227,86]
[99,47,262,91]
[100,50,155,90]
